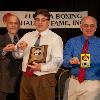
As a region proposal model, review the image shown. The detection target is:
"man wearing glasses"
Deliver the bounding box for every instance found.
[63,16,100,100]
[14,9,63,100]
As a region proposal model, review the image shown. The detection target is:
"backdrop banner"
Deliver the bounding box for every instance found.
[0,11,88,29]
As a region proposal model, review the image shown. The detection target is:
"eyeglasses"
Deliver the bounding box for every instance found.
[34,18,49,23]
[82,24,96,28]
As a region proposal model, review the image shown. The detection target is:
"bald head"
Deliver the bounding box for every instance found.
[3,13,12,24]
[80,16,97,38]
[4,14,20,35]
[3,13,20,25]
[81,16,97,27]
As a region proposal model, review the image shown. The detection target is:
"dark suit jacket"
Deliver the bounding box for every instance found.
[0,33,22,93]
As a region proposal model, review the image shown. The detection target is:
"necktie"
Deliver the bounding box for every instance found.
[13,35,22,73]
[34,34,41,47]
[78,39,88,83]
[24,34,41,77]
[13,35,18,44]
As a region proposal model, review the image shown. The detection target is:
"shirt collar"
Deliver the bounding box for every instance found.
[8,32,18,43]
[8,32,18,39]
[81,35,96,44]
[35,28,49,37]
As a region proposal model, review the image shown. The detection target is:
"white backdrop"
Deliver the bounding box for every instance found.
[0,11,88,29]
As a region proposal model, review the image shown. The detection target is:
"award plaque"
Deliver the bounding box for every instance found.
[28,45,48,64]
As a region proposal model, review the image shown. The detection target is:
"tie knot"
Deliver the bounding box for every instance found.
[38,33,41,38]
[82,39,88,53]
[85,39,88,43]
[34,34,41,47]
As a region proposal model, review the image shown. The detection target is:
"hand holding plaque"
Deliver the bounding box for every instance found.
[28,45,48,64]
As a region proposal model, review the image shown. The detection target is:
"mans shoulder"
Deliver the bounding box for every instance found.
[94,36,100,40]
[49,30,62,39]
[68,35,81,43]
[0,33,8,40]
[94,36,100,43]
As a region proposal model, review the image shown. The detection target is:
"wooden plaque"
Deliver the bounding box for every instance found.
[28,45,48,64]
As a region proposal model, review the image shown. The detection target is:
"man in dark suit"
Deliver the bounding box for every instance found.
[0,13,22,100]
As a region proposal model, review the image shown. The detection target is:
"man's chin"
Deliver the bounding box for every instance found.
[85,33,94,37]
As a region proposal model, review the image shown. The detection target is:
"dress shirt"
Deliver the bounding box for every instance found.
[63,35,100,80]
[15,29,63,76]
[8,32,19,43]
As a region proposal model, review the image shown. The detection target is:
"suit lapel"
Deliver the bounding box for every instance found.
[4,33,12,44]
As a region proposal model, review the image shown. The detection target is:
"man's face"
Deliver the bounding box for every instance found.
[6,16,20,35]
[34,14,50,32]
[80,17,97,38]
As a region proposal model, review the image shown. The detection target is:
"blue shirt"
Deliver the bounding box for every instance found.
[63,35,100,80]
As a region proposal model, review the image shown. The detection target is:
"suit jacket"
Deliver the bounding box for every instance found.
[0,33,22,93]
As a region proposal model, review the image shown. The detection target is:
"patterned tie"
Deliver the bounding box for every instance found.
[78,39,88,83]
[24,34,41,77]
[13,35,18,45]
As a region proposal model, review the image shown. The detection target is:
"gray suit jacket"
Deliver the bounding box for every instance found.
[0,33,22,93]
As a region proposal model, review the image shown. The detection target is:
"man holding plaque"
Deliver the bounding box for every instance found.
[14,9,63,100]
[63,16,100,100]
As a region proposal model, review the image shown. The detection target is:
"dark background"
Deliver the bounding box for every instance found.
[0,1,100,99]
[0,0,100,45]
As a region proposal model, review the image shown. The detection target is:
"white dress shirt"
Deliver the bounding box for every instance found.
[15,29,63,76]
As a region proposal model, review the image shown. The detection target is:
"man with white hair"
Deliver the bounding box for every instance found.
[0,13,22,100]
[63,16,100,100]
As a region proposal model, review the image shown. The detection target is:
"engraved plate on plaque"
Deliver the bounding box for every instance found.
[28,45,48,64]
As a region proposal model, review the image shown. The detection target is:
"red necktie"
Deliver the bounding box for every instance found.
[78,39,88,83]
[24,67,34,77]
[24,34,41,77]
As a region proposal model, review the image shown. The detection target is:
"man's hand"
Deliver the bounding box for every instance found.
[17,41,28,51]
[70,57,80,64]
[27,62,41,71]
[3,44,15,52]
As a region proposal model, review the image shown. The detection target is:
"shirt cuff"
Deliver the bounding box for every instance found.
[40,63,48,72]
